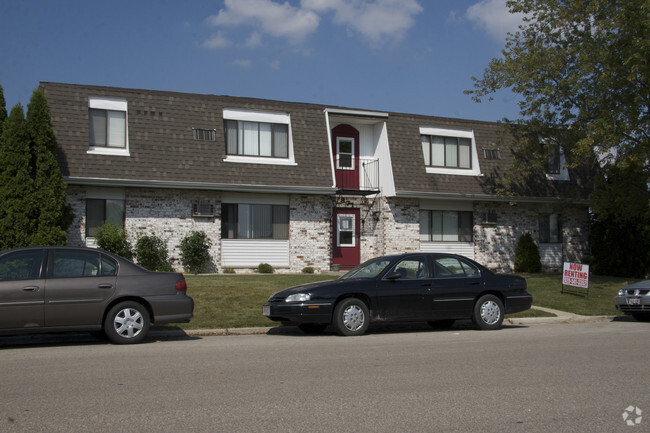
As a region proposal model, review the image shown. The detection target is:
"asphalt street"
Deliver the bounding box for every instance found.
[1,320,647,433]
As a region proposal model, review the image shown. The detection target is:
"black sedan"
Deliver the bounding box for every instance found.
[263,253,532,336]
[0,246,193,344]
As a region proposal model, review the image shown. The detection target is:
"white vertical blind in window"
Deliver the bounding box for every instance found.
[442,211,459,241]
[241,122,259,155]
[226,120,238,154]
[421,136,431,165]
[458,138,471,168]
[431,137,445,166]
[273,124,288,158]
[445,138,458,168]
[107,111,126,148]
[259,123,272,156]
[89,109,106,146]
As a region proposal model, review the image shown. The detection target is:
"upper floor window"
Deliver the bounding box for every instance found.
[419,126,481,176]
[543,140,569,180]
[222,108,295,165]
[224,120,288,158]
[88,97,129,156]
[421,135,471,169]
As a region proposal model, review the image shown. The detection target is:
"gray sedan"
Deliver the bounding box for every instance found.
[0,246,193,344]
[615,280,650,321]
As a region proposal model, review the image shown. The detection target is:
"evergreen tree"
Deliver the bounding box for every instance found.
[0,105,36,249]
[0,85,7,137]
[26,89,70,245]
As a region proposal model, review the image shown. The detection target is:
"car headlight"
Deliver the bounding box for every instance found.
[285,293,311,303]
[618,289,626,296]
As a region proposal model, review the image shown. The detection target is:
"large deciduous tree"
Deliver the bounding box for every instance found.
[467,0,649,276]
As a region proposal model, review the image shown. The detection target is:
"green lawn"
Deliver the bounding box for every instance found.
[157,272,633,331]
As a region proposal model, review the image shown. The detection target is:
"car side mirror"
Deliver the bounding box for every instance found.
[386,272,402,280]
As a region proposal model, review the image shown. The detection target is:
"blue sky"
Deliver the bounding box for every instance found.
[0,0,525,122]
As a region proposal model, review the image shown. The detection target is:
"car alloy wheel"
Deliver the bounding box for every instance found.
[104,301,150,344]
[334,298,370,336]
[473,294,504,330]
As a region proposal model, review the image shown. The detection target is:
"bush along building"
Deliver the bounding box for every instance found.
[41,82,592,273]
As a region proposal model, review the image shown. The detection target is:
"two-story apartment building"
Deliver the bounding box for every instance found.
[41,82,591,273]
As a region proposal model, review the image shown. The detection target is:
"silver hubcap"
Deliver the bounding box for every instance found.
[480,301,501,325]
[343,305,365,331]
[113,308,144,339]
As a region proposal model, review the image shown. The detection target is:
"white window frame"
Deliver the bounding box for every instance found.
[87,97,129,156]
[337,213,356,247]
[336,137,355,170]
[419,126,481,176]
[223,108,296,166]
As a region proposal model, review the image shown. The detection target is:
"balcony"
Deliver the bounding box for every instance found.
[335,157,380,195]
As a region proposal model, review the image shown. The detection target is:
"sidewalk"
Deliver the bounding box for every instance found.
[503,305,617,326]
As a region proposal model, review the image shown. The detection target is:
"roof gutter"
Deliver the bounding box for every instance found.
[64,177,337,195]
[395,190,591,205]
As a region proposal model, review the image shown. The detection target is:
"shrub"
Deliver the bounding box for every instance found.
[302,266,315,274]
[514,232,542,273]
[95,223,133,260]
[134,234,172,272]
[179,231,212,274]
[257,263,274,274]
[223,268,236,274]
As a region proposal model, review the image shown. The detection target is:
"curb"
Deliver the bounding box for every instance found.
[152,313,623,339]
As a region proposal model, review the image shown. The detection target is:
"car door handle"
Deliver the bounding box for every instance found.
[22,286,40,292]
[98,284,114,289]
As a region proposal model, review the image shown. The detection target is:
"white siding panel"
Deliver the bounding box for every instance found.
[540,243,562,267]
[419,242,475,260]
[221,239,290,268]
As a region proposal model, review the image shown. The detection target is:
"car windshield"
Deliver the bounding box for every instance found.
[341,258,393,280]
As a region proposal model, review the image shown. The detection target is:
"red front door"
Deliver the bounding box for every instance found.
[333,208,360,269]
[332,124,360,190]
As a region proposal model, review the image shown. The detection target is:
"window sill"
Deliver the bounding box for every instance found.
[87,147,130,157]
[425,167,482,176]
[224,155,297,166]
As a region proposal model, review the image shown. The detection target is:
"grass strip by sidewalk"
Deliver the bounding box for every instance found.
[157,273,632,331]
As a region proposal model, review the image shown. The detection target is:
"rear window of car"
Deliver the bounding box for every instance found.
[51,250,117,278]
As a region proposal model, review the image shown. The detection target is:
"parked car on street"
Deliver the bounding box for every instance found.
[263,253,532,336]
[614,280,650,321]
[0,246,193,344]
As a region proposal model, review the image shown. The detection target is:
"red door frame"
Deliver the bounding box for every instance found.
[332,124,360,190]
[332,207,361,269]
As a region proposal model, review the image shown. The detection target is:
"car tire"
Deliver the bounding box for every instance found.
[472,295,504,330]
[632,313,650,322]
[428,319,455,329]
[298,323,328,335]
[334,298,370,336]
[104,301,150,344]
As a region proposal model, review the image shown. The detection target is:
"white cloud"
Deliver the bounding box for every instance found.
[206,0,320,44]
[202,32,231,49]
[244,32,262,48]
[302,0,423,43]
[466,0,524,42]
[233,59,252,68]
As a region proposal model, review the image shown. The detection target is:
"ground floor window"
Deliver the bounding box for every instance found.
[420,210,473,242]
[86,199,125,237]
[539,213,561,243]
[221,203,289,239]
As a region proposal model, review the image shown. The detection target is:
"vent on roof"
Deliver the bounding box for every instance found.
[192,203,214,218]
[483,148,501,160]
[193,128,216,141]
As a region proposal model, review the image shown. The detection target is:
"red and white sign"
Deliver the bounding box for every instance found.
[563,262,589,288]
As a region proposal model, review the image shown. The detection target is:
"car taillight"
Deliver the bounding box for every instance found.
[176,279,187,292]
